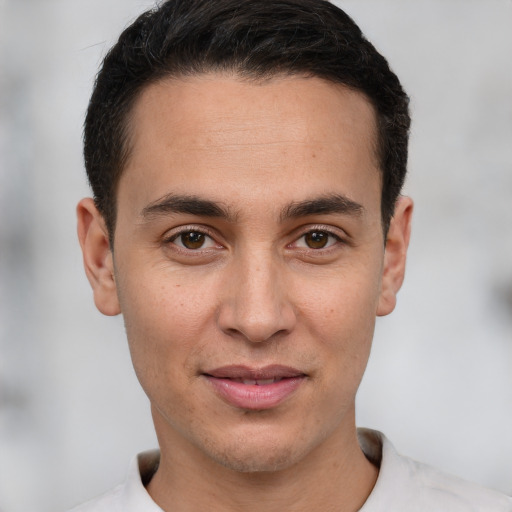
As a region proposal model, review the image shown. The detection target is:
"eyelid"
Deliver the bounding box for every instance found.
[291,224,347,242]
[162,224,223,248]
[285,225,351,257]
[161,223,349,250]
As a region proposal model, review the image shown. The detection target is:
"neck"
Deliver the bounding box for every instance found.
[147,412,378,512]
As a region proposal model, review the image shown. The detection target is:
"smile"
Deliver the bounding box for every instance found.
[203,365,307,410]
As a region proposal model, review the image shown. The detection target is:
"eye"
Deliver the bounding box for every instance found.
[170,230,218,250]
[294,230,340,249]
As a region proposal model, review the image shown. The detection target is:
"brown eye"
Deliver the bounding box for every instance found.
[304,231,330,249]
[179,231,206,249]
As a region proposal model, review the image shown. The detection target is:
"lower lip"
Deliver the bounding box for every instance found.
[204,376,305,410]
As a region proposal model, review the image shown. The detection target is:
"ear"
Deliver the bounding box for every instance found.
[77,198,121,316]
[377,196,413,317]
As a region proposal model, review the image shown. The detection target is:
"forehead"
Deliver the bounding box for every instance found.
[119,73,381,217]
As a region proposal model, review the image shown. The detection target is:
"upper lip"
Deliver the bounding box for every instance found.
[203,365,306,380]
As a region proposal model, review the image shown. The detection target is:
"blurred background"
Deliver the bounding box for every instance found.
[0,0,511,510]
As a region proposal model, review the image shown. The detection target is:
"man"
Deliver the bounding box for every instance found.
[74,0,512,510]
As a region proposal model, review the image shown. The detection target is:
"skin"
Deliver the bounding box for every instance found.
[77,74,412,512]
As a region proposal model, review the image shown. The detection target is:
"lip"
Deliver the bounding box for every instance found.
[203,365,306,410]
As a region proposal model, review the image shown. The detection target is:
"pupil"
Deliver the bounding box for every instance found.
[182,232,205,249]
[306,231,328,249]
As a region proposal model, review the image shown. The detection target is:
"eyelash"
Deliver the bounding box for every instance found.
[163,225,220,251]
[289,225,345,252]
[162,224,346,254]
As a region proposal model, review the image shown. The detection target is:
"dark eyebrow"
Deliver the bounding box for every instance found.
[280,194,364,221]
[141,194,236,221]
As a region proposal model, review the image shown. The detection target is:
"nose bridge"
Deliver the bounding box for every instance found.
[218,245,295,342]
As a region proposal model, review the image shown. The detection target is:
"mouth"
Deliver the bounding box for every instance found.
[202,365,307,410]
[224,377,288,385]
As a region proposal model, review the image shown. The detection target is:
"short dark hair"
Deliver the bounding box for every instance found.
[84,0,410,241]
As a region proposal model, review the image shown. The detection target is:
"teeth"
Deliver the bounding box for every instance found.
[235,377,284,385]
[257,378,275,385]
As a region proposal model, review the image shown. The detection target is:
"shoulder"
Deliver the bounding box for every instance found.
[66,484,124,512]
[403,455,512,511]
[65,450,162,512]
[358,428,512,512]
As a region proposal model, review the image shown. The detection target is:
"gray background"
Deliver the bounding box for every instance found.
[0,1,511,511]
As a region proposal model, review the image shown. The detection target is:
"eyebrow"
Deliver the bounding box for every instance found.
[141,194,237,221]
[140,192,364,223]
[280,194,364,221]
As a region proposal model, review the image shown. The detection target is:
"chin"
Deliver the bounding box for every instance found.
[212,444,297,473]
[201,425,314,474]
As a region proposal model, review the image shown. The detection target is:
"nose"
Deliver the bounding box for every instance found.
[217,252,296,343]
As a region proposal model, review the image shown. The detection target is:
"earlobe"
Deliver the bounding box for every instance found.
[377,196,413,317]
[77,198,121,316]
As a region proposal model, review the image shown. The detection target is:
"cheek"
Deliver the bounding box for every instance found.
[294,260,382,380]
[116,270,217,385]
[298,260,382,332]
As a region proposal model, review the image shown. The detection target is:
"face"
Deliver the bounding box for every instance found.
[78,73,411,473]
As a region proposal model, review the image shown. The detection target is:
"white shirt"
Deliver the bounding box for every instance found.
[69,429,512,511]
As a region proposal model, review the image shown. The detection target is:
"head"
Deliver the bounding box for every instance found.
[78,0,413,479]
[84,0,410,243]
